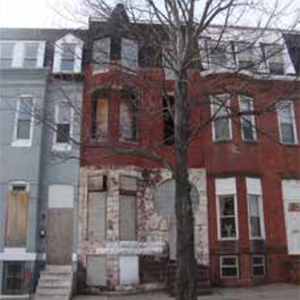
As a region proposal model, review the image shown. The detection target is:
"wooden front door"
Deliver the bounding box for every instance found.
[46,208,73,265]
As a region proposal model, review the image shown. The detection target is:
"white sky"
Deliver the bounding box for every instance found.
[0,0,299,29]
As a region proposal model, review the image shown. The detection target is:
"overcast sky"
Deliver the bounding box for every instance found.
[0,0,299,29]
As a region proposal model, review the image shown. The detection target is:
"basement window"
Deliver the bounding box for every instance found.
[220,256,239,278]
[251,255,265,277]
[3,262,25,295]
[163,95,175,145]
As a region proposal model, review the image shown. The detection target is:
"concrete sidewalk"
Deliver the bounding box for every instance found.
[74,284,300,300]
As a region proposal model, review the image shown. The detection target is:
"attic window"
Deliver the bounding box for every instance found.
[262,44,284,75]
[24,43,39,68]
[163,95,175,145]
[0,42,14,68]
[236,42,254,71]
[209,41,232,69]
[61,43,76,71]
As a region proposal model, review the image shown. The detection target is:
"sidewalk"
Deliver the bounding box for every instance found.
[74,284,300,300]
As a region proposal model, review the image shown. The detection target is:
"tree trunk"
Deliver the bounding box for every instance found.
[174,69,197,300]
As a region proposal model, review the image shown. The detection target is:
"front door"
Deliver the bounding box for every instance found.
[46,185,74,265]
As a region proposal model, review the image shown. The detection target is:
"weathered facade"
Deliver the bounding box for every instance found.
[0,28,84,297]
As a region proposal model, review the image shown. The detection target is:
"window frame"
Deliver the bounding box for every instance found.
[211,94,232,142]
[277,101,298,145]
[23,42,39,69]
[208,40,234,70]
[247,194,265,240]
[251,255,266,277]
[238,95,257,142]
[121,37,139,73]
[3,261,26,295]
[60,42,76,72]
[262,43,285,75]
[0,42,15,68]
[12,96,35,147]
[220,255,239,279]
[52,101,73,152]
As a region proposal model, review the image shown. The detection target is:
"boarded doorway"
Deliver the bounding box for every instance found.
[46,185,74,265]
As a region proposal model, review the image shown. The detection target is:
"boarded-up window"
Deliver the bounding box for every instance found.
[6,186,28,247]
[88,175,106,191]
[120,195,136,240]
[86,256,107,286]
[120,176,137,191]
[91,98,109,139]
[119,99,137,141]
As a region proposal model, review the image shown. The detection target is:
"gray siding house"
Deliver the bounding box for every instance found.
[0,28,85,297]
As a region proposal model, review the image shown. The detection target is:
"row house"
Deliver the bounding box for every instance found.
[0,4,299,297]
[78,4,300,294]
[0,28,85,297]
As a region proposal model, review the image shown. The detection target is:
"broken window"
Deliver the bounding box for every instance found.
[263,44,284,75]
[3,262,25,295]
[163,95,175,145]
[119,176,137,241]
[91,95,109,140]
[6,184,28,247]
[55,102,72,145]
[119,91,137,141]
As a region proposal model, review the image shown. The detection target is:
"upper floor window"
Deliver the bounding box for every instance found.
[0,42,14,68]
[236,42,254,71]
[215,178,238,240]
[93,38,111,73]
[209,41,234,69]
[211,94,232,142]
[121,38,138,72]
[91,94,109,140]
[239,96,257,142]
[277,101,298,145]
[53,34,83,73]
[162,95,175,145]
[119,92,137,141]
[53,101,72,151]
[61,43,76,71]
[12,97,34,147]
[24,43,39,68]
[262,44,284,75]
[246,178,265,239]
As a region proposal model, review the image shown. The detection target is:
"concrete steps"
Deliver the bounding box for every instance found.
[34,265,73,300]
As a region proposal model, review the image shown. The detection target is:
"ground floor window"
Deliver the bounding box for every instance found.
[3,262,25,294]
[251,255,265,277]
[220,256,239,278]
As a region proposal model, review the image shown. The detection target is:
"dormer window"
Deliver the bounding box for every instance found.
[236,42,254,71]
[209,41,233,69]
[0,42,14,68]
[24,43,39,68]
[61,43,76,71]
[262,44,284,75]
[53,34,83,73]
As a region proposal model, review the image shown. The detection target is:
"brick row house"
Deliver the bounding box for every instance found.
[1,5,300,298]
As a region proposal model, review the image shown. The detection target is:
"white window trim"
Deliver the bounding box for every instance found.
[220,255,239,279]
[211,94,232,142]
[251,255,266,277]
[277,100,298,145]
[52,101,74,152]
[11,97,35,147]
[8,181,30,192]
[238,95,257,142]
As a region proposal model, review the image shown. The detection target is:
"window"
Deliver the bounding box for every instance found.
[0,42,14,68]
[54,102,72,150]
[277,101,298,144]
[163,95,175,145]
[209,41,233,69]
[236,42,254,71]
[60,43,76,71]
[13,97,34,146]
[251,255,265,277]
[220,256,239,278]
[263,44,284,75]
[239,96,257,142]
[91,97,109,140]
[119,176,137,241]
[24,43,39,68]
[246,178,265,239]
[6,183,28,248]
[119,91,137,141]
[211,95,232,142]
[93,38,111,73]
[3,262,25,294]
[216,178,238,240]
[121,38,138,72]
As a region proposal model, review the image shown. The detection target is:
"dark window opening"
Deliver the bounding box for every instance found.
[3,262,25,295]
[163,95,175,145]
[56,124,71,143]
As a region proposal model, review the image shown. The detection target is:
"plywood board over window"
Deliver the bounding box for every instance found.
[5,190,28,247]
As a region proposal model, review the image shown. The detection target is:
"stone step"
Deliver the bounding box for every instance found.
[40,273,72,281]
[46,265,72,273]
[34,296,70,300]
[38,279,71,288]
